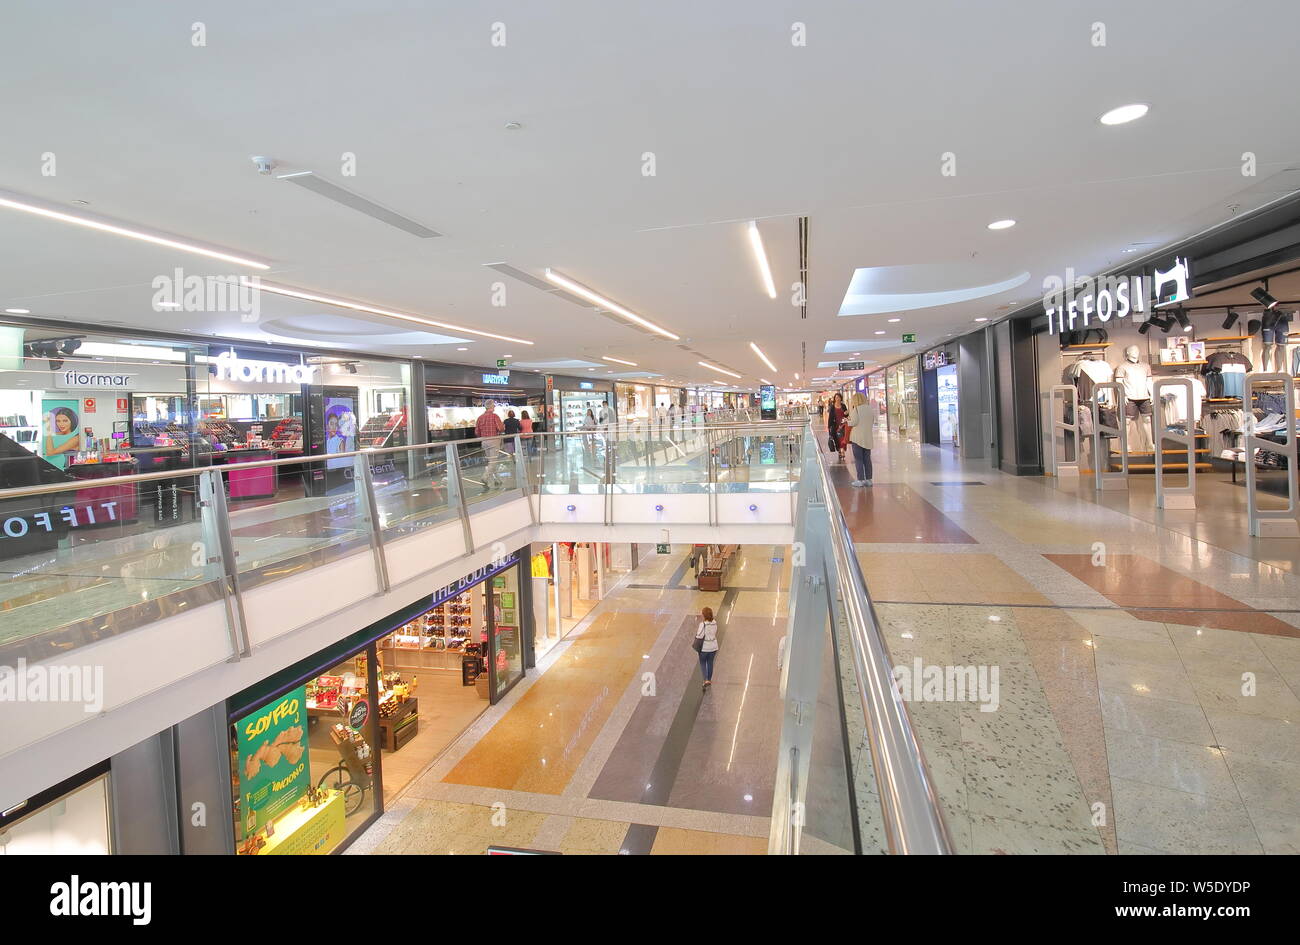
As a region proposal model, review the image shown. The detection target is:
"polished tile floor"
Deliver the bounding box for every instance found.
[836,430,1300,854]
[349,545,789,855]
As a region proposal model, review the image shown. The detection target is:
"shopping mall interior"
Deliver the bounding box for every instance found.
[2,4,1300,889]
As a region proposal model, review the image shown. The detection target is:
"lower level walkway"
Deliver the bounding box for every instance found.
[349,545,791,855]
[838,430,1300,855]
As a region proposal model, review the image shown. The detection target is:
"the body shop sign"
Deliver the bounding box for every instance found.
[1044,257,1191,335]
[235,686,309,838]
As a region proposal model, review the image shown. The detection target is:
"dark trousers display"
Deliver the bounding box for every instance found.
[851,443,873,482]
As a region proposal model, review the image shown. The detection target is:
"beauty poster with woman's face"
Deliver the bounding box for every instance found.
[41,397,81,469]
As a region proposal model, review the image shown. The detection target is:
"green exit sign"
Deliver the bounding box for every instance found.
[656,544,670,554]
[901,333,917,344]
[497,359,508,368]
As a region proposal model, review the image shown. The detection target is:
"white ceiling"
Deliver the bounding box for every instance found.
[2,1,1300,391]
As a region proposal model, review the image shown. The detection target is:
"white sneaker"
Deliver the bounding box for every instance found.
[850,479,864,487]
[864,479,873,486]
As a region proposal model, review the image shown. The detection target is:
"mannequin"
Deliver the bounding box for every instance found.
[1115,345,1154,453]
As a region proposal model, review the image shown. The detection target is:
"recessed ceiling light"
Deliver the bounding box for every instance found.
[887,317,901,323]
[457,347,468,351]
[544,269,680,340]
[252,280,533,345]
[587,367,596,371]
[1099,103,1149,125]
[4,308,30,314]
[602,355,637,366]
[874,330,886,335]
[974,317,989,322]
[0,193,271,269]
[987,219,1016,230]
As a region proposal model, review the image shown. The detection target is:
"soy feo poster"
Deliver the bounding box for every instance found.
[236,686,309,838]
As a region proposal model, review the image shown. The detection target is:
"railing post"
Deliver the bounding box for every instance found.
[514,434,538,525]
[446,442,475,554]
[353,452,390,593]
[197,468,252,660]
[604,432,614,526]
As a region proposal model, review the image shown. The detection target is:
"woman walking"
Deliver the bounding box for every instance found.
[827,393,848,463]
[845,391,876,487]
[694,606,720,689]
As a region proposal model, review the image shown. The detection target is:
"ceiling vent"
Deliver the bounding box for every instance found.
[277,171,442,238]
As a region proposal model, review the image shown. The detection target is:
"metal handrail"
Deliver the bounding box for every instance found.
[812,432,953,854]
[0,420,803,500]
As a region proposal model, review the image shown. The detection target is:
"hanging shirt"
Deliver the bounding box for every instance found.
[1159,376,1206,424]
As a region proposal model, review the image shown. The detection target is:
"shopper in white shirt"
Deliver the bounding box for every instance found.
[845,391,877,486]
[694,606,720,689]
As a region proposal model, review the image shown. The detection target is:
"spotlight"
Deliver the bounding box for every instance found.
[1222,309,1238,331]
[344,362,358,374]
[1137,319,1153,335]
[1158,316,1175,333]
[1251,286,1279,309]
[1247,318,1261,336]
[58,338,82,356]
[1173,309,1191,330]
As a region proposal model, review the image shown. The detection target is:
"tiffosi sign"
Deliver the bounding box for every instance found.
[211,351,316,385]
[1043,257,1191,335]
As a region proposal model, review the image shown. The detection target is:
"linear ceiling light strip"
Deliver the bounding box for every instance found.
[0,194,270,270]
[543,269,680,340]
[248,280,534,345]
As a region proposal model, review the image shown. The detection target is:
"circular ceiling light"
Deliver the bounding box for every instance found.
[5,308,31,314]
[1099,103,1149,125]
[987,219,1016,230]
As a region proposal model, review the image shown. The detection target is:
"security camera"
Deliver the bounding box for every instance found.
[250,156,276,176]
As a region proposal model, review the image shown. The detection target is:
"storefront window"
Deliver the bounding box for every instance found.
[0,771,111,855]
[490,565,524,699]
[886,361,919,440]
[228,548,529,853]
[232,659,379,855]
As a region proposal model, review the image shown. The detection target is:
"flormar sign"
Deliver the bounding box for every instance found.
[51,370,134,390]
[211,351,317,385]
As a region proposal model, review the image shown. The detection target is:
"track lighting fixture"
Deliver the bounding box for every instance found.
[1221,309,1238,330]
[1173,308,1191,330]
[1251,286,1279,310]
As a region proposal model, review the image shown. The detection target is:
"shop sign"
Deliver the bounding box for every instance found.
[51,369,134,390]
[427,552,518,609]
[481,373,510,385]
[348,700,369,731]
[923,350,952,370]
[2,502,120,539]
[579,381,594,390]
[212,351,317,385]
[1043,257,1191,335]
